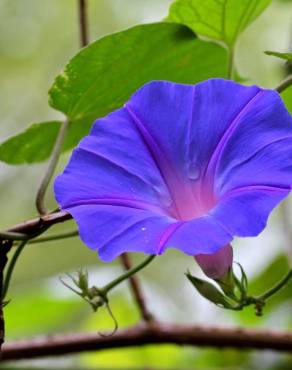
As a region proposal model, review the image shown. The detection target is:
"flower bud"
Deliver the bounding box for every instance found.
[194,244,233,280]
[77,269,89,292]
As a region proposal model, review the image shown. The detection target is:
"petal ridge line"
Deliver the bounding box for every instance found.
[206,213,234,237]
[220,184,291,201]
[62,197,164,214]
[219,135,292,179]
[76,146,162,192]
[124,103,183,219]
[97,217,160,256]
[208,185,291,237]
[204,89,264,182]
[157,221,185,255]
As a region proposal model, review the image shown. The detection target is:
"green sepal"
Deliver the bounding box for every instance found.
[215,268,238,300]
[185,271,234,308]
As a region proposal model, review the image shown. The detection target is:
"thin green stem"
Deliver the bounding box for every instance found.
[0,231,28,241]
[35,120,69,215]
[29,230,79,244]
[227,46,234,80]
[257,269,292,302]
[2,240,28,300]
[103,255,156,294]
[275,74,292,94]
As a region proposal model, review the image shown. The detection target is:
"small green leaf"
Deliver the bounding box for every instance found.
[0,22,227,165]
[167,0,271,48]
[0,119,94,164]
[0,121,61,164]
[265,51,292,61]
[186,272,233,308]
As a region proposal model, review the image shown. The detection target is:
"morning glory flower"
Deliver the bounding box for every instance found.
[54,79,292,263]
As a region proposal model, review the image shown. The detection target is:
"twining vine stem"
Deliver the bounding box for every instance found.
[1,241,28,301]
[103,255,156,295]
[0,231,28,241]
[258,269,292,301]
[29,230,79,244]
[35,120,69,215]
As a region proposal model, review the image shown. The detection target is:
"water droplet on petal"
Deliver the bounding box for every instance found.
[154,185,173,208]
[188,161,200,181]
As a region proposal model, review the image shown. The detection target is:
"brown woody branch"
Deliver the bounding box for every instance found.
[120,253,154,322]
[8,211,71,237]
[0,240,13,355]
[1,322,292,361]
[79,0,89,47]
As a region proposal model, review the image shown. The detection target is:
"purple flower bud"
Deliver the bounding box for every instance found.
[194,244,233,280]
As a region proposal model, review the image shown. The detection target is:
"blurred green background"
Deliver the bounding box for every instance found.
[0,0,292,369]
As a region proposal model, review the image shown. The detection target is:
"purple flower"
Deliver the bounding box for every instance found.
[54,79,292,263]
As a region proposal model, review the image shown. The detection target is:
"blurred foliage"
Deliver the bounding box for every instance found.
[0,0,292,369]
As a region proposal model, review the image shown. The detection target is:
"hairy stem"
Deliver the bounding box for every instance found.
[35,120,69,215]
[120,253,154,322]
